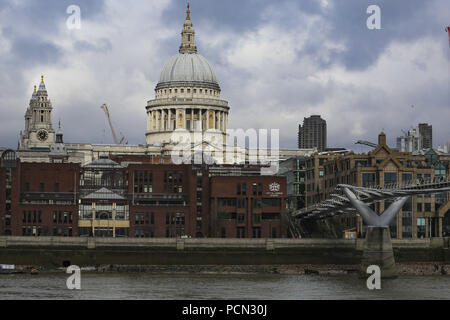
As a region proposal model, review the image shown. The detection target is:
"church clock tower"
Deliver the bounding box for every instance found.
[19,75,55,150]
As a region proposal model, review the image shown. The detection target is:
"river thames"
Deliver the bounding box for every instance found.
[1,273,449,300]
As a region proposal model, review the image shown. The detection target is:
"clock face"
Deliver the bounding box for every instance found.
[37,129,49,142]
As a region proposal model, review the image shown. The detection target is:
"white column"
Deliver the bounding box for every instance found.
[225,113,228,132]
[158,110,162,131]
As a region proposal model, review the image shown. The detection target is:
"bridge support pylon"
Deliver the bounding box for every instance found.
[341,187,407,279]
[360,226,397,279]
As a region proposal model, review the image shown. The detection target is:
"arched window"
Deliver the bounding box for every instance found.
[1,150,17,168]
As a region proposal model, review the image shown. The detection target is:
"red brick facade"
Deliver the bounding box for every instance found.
[210,176,287,238]
[0,156,287,238]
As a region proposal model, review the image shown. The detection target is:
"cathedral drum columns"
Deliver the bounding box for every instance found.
[145,4,229,150]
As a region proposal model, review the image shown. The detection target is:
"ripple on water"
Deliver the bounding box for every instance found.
[0,273,449,300]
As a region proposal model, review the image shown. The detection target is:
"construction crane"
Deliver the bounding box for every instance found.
[100,104,126,144]
[355,140,377,148]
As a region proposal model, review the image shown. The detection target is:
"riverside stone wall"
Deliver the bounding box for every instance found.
[0,236,448,268]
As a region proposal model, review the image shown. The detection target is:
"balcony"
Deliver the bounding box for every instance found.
[147,97,229,109]
[20,192,77,205]
[132,193,188,206]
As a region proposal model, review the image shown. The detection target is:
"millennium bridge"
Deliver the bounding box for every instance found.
[291,177,450,278]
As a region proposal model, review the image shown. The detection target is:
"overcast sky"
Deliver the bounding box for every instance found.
[0,0,449,151]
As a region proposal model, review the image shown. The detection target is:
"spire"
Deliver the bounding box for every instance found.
[31,85,37,100]
[38,74,47,92]
[179,3,197,53]
[55,120,64,143]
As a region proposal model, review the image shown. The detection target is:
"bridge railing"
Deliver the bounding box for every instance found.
[294,175,450,219]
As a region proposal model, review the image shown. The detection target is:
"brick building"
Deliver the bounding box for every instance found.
[210,175,287,238]
[0,152,287,238]
[304,132,450,238]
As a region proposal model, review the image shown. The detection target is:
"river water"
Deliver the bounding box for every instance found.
[1,273,449,300]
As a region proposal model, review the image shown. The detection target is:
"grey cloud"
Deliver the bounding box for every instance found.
[0,0,449,152]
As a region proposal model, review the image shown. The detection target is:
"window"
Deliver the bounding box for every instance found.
[242,183,246,195]
[402,173,412,184]
[40,183,45,192]
[136,213,143,225]
[54,183,59,192]
[237,183,241,195]
[384,172,397,185]
[257,183,262,196]
[424,203,431,212]
[417,218,426,238]
[253,214,261,224]
[417,203,422,212]
[253,198,262,209]
[272,228,277,238]
[237,198,246,209]
[252,227,261,238]
[262,213,280,220]
[262,198,281,207]
[402,210,412,238]
[218,198,236,207]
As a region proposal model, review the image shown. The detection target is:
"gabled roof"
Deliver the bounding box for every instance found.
[370,143,393,157]
[377,157,403,170]
[82,187,125,200]
[84,157,123,169]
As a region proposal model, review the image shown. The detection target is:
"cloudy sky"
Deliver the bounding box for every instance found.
[0,0,449,151]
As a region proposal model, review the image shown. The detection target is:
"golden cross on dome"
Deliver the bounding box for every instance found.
[186,3,190,20]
